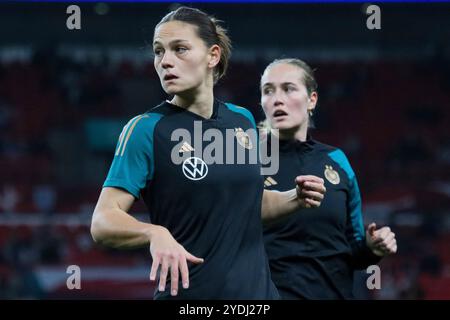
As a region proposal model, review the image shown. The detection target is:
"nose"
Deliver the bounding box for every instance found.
[274,99,284,107]
[273,90,284,107]
[160,51,174,69]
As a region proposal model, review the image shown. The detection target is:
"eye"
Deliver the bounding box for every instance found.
[175,46,187,54]
[153,47,164,58]
[263,87,274,95]
[285,85,297,92]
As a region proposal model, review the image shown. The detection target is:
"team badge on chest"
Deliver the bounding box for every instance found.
[235,128,253,150]
[324,165,340,185]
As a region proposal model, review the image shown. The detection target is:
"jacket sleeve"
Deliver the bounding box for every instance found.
[103,113,162,199]
[329,149,381,270]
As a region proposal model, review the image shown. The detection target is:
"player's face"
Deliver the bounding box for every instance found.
[153,21,212,96]
[261,63,315,132]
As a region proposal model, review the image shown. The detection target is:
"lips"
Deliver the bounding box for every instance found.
[164,74,178,81]
[273,110,288,118]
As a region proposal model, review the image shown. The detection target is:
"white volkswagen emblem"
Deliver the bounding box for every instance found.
[182,157,208,181]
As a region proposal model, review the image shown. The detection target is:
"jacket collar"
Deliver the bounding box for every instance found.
[267,132,316,153]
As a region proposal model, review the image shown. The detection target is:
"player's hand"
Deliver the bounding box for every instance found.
[149,226,204,296]
[295,175,326,208]
[366,223,397,257]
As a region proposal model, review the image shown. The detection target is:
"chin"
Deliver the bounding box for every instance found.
[271,121,292,130]
[164,84,193,96]
[164,88,176,95]
[163,85,181,95]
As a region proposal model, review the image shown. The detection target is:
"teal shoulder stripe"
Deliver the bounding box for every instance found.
[225,103,260,161]
[328,149,364,241]
[327,149,355,180]
[225,103,257,129]
[116,114,146,156]
[104,111,163,198]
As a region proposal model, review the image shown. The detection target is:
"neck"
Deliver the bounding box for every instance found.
[276,121,308,142]
[170,78,215,119]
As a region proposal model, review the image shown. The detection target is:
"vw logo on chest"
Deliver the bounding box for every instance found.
[182,157,209,181]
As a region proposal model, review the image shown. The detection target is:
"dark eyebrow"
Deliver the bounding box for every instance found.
[261,83,274,88]
[281,82,298,86]
[153,39,189,46]
[262,82,297,88]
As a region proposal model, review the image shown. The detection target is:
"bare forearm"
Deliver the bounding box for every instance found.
[261,189,299,222]
[91,208,161,249]
[262,176,326,222]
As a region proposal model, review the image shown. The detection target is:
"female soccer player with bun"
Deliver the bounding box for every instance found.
[91,8,326,300]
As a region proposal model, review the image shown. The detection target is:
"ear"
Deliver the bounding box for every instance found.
[207,44,221,69]
[308,91,318,113]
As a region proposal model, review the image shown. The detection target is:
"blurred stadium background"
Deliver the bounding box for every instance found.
[0,1,449,299]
